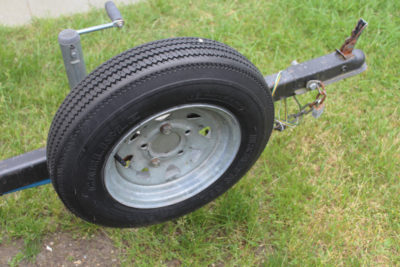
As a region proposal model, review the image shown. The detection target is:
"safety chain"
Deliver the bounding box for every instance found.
[274,80,327,131]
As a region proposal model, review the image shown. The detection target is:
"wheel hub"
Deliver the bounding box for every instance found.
[150,132,181,156]
[103,104,241,208]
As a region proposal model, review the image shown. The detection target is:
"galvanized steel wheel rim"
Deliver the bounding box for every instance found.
[103,104,241,209]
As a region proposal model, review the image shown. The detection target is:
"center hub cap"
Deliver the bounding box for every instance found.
[150,132,181,156]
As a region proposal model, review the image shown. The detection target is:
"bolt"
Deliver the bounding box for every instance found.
[341,65,348,72]
[115,20,124,28]
[308,82,318,91]
[151,158,160,167]
[160,123,172,135]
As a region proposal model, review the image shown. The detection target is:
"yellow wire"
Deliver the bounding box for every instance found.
[284,97,288,121]
[271,71,282,97]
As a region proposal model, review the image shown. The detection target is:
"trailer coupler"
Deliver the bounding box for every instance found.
[264,49,366,101]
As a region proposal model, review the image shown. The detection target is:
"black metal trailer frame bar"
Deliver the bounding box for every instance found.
[0,18,368,196]
[0,149,49,195]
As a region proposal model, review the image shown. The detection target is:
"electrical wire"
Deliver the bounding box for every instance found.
[271,71,282,97]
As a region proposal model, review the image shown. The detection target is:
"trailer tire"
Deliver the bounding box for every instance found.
[47,37,274,227]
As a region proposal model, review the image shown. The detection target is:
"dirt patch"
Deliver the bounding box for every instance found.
[165,259,181,267]
[0,232,120,267]
[0,239,24,266]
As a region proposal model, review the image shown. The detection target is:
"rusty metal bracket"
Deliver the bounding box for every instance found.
[337,18,368,59]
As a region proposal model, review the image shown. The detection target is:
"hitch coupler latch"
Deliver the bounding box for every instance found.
[337,18,368,59]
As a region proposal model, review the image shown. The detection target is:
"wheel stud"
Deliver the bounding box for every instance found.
[160,123,172,135]
[151,158,160,167]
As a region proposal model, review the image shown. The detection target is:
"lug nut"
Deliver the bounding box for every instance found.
[151,158,160,167]
[160,123,172,135]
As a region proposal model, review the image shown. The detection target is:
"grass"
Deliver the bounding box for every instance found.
[0,0,399,265]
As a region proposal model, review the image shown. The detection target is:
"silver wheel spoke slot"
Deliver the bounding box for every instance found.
[104,104,241,208]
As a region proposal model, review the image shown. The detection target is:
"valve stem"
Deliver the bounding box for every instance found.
[114,154,127,167]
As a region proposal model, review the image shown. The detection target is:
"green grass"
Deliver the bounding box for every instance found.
[0,0,399,265]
